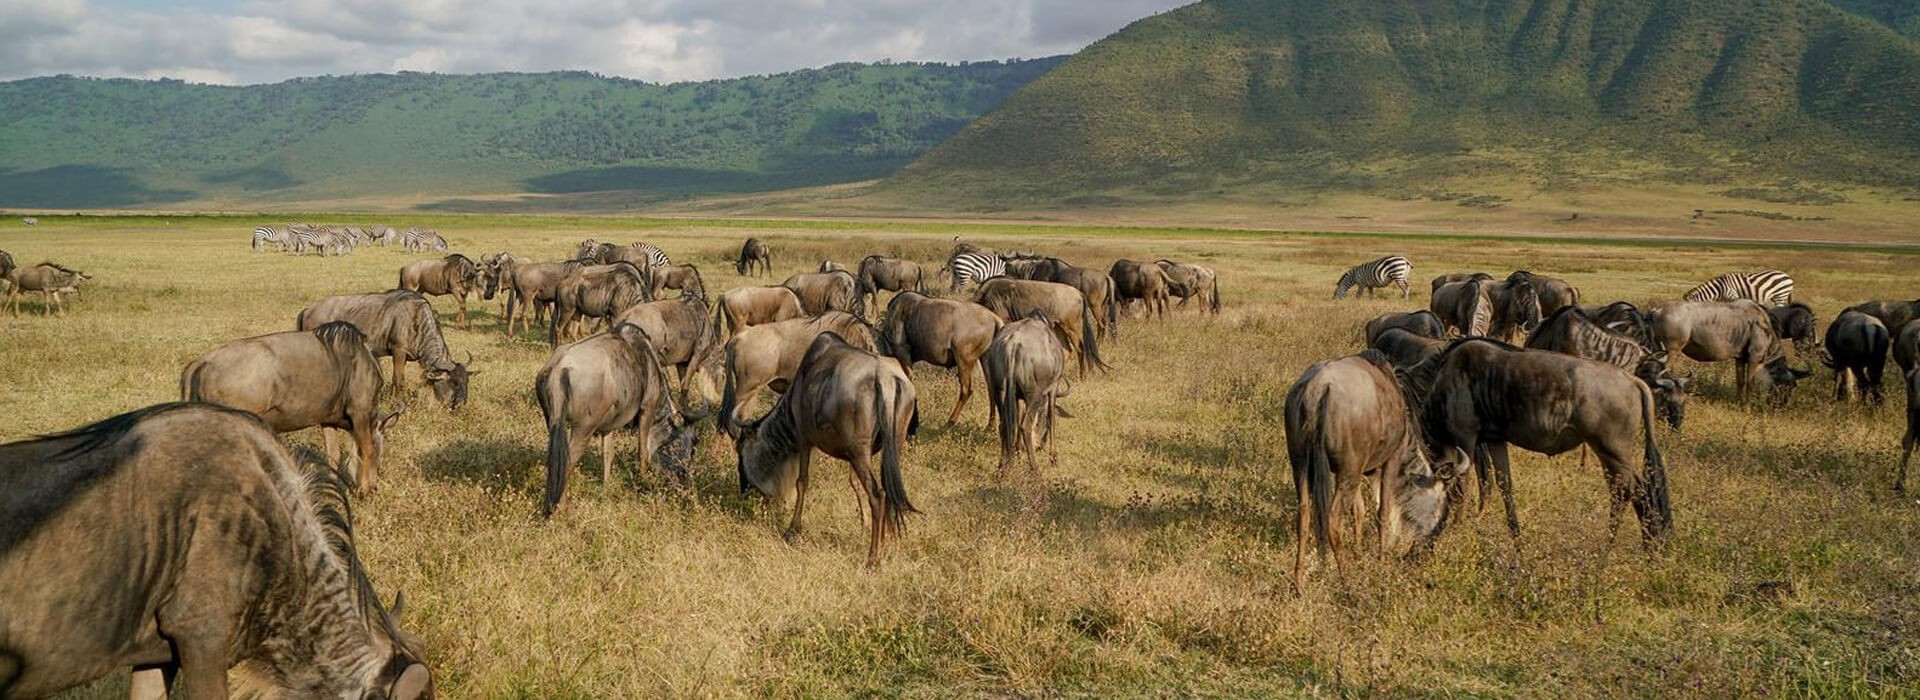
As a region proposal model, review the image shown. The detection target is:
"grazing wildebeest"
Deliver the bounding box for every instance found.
[1369,327,1449,370]
[398,253,482,329]
[500,257,590,336]
[648,263,706,302]
[3,261,89,317]
[1364,310,1446,344]
[1900,367,1920,492]
[1823,310,1890,403]
[0,249,13,294]
[984,314,1069,475]
[536,323,703,515]
[1484,275,1543,342]
[181,322,403,494]
[1048,265,1120,339]
[297,290,474,409]
[1577,301,1655,347]
[1894,320,1920,376]
[1430,277,1493,337]
[713,286,807,341]
[1526,307,1690,429]
[1767,302,1820,355]
[1155,259,1221,315]
[1430,272,1491,295]
[1506,271,1578,315]
[613,293,715,394]
[782,270,864,317]
[855,255,928,310]
[736,237,773,277]
[0,403,432,700]
[881,292,1002,424]
[1002,257,1056,281]
[1846,300,1920,335]
[1408,338,1672,544]
[719,311,884,427]
[727,332,918,568]
[549,262,652,346]
[575,239,613,261]
[1109,259,1171,319]
[973,278,1108,375]
[1647,300,1811,404]
[1287,351,1456,587]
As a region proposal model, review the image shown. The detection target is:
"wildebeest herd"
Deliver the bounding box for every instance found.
[3,228,1915,697]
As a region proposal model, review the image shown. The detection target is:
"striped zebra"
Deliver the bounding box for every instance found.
[1334,255,1413,299]
[630,242,670,268]
[293,228,352,257]
[1684,270,1793,306]
[946,251,1006,291]
[21,217,37,226]
[402,227,448,253]
[252,225,296,252]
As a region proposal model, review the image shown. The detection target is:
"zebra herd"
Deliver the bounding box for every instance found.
[251,223,446,256]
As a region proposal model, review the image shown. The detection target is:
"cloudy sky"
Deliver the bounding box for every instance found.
[0,0,1191,85]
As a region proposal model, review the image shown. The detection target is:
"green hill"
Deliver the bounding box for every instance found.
[889,0,1920,205]
[1829,0,1920,38]
[0,59,1061,208]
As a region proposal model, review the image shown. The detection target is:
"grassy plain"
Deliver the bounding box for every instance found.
[3,215,1916,697]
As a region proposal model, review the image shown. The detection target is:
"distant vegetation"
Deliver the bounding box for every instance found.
[891,0,1920,205]
[0,59,1061,207]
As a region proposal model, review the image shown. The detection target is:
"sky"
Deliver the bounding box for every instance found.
[0,0,1191,85]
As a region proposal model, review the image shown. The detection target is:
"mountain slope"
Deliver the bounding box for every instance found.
[889,0,1920,204]
[1828,0,1920,38]
[0,59,1061,208]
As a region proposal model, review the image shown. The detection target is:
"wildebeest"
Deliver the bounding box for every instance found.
[1048,265,1120,339]
[736,237,773,277]
[1506,271,1578,315]
[1846,299,1920,334]
[549,262,652,346]
[1407,338,1672,544]
[297,290,474,409]
[1004,256,1066,281]
[782,270,864,317]
[1430,272,1491,295]
[1109,259,1171,319]
[613,293,715,394]
[1895,320,1920,376]
[1369,327,1449,370]
[1526,307,1690,429]
[3,261,89,317]
[648,263,706,302]
[818,260,850,274]
[984,314,1069,475]
[0,403,432,699]
[719,311,884,427]
[713,285,807,340]
[536,323,703,515]
[727,332,918,568]
[1647,300,1811,404]
[1364,310,1446,344]
[1155,259,1221,315]
[881,292,1002,424]
[1576,301,1655,347]
[499,257,590,336]
[1766,302,1820,355]
[1823,310,1889,403]
[1430,277,1493,337]
[1900,367,1920,492]
[973,278,1108,375]
[399,253,482,329]
[1287,351,1455,587]
[855,255,928,310]
[0,250,12,296]
[1483,275,1543,342]
[181,322,403,494]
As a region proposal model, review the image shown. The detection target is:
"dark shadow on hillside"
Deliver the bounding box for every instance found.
[201,163,300,191]
[519,159,904,196]
[0,165,194,208]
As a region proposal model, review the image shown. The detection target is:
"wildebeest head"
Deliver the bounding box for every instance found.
[1635,353,1691,430]
[423,352,476,410]
[1396,444,1464,552]
[1504,278,1543,333]
[1764,358,1814,407]
[371,591,435,699]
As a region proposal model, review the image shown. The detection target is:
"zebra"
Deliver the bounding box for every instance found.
[252,225,297,252]
[946,250,1006,291]
[629,242,670,269]
[362,225,399,246]
[20,217,37,226]
[1333,255,1413,299]
[294,228,352,257]
[1685,270,1793,306]
[402,227,447,253]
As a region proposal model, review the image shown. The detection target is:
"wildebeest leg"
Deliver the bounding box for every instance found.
[161,627,230,699]
[601,432,616,485]
[391,352,409,394]
[949,355,976,425]
[1899,428,1915,493]
[634,405,654,483]
[1044,394,1058,471]
[785,450,813,540]
[848,450,885,568]
[352,423,378,495]
[1294,460,1313,591]
[456,293,468,329]
[129,665,173,700]
[1487,442,1520,540]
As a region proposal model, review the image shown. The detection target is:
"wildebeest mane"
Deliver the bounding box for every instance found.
[292,448,406,642]
[34,261,80,275]
[38,401,264,462]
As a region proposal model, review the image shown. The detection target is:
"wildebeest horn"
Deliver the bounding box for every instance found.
[465,351,475,365]
[389,591,408,619]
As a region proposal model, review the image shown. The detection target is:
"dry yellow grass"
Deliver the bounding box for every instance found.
[4,216,1916,698]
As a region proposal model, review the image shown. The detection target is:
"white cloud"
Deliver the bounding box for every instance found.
[0,0,1191,84]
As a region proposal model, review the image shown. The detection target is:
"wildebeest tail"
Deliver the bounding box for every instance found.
[1104,277,1119,338]
[1210,279,1222,314]
[1079,301,1109,373]
[719,347,740,433]
[877,375,917,534]
[997,356,1019,464]
[1637,382,1672,539]
[543,369,571,517]
[181,361,207,402]
[1307,397,1336,557]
